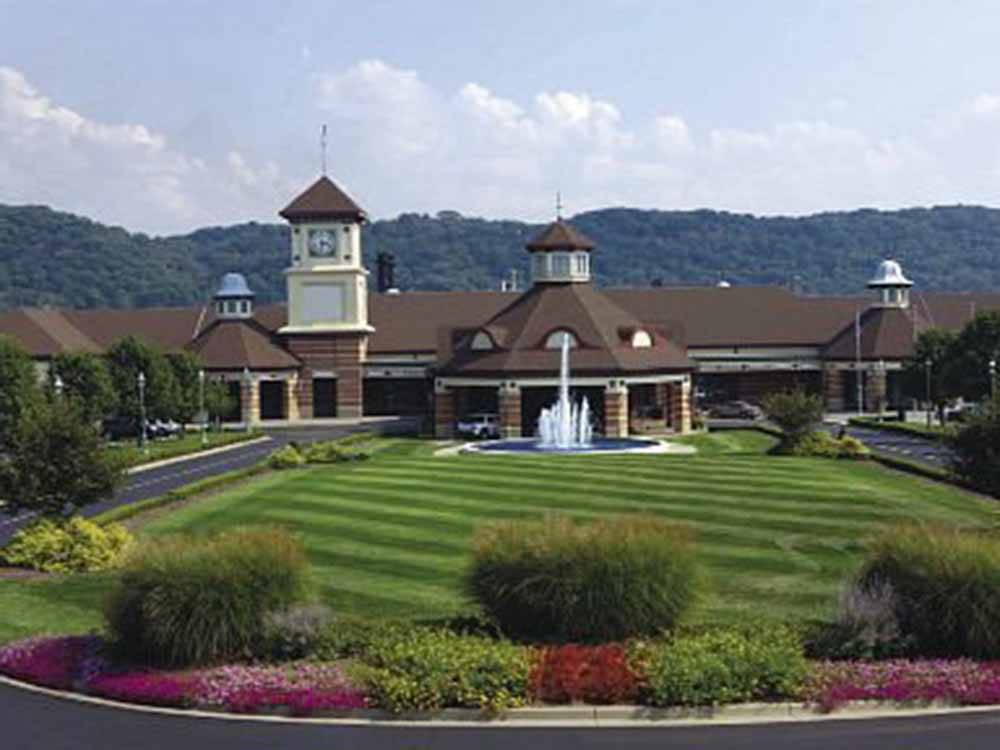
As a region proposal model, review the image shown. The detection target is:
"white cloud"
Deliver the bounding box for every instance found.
[654,115,693,154]
[970,93,1000,116]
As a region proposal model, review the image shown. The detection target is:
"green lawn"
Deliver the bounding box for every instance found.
[2,431,998,643]
[108,430,260,469]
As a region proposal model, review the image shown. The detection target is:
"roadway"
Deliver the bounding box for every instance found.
[4,682,1000,749]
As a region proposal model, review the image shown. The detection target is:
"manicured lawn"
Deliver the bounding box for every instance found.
[107,430,260,469]
[2,431,998,643]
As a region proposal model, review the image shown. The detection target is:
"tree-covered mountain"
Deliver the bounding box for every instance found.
[2,202,1000,310]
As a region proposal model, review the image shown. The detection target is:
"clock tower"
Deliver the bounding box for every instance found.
[278,176,373,418]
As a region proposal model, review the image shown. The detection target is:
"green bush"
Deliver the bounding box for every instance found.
[761,389,825,444]
[268,444,305,469]
[837,435,871,459]
[773,430,869,459]
[358,626,535,713]
[856,524,1000,658]
[104,526,310,667]
[947,404,1000,497]
[466,514,700,643]
[311,617,416,661]
[302,441,371,464]
[262,603,333,661]
[2,516,134,573]
[640,625,807,706]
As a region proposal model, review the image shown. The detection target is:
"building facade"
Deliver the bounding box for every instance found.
[2,176,1000,436]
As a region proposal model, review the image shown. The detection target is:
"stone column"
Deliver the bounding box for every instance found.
[865,368,887,414]
[604,381,629,438]
[434,383,456,438]
[240,376,259,426]
[655,382,670,429]
[284,376,300,422]
[668,378,693,434]
[823,366,845,412]
[296,370,314,420]
[497,383,522,438]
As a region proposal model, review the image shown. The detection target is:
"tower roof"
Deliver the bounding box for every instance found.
[868,259,913,288]
[215,272,254,299]
[279,176,367,222]
[526,219,595,251]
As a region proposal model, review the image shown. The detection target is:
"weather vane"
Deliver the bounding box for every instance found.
[321,124,328,176]
[556,191,563,220]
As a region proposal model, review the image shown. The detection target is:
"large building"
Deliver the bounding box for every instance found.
[2,176,999,437]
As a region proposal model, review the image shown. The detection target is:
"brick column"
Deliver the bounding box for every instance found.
[823,366,845,412]
[668,378,692,434]
[498,383,522,438]
[240,377,259,426]
[655,382,670,429]
[296,370,314,419]
[434,384,455,438]
[604,382,629,438]
[284,376,300,421]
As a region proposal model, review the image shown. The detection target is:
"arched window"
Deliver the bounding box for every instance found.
[631,330,653,348]
[470,331,495,350]
[545,329,578,349]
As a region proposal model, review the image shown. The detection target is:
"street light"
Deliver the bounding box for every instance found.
[137,371,148,454]
[990,358,997,403]
[876,359,886,421]
[53,374,64,398]
[198,369,207,447]
[924,358,932,429]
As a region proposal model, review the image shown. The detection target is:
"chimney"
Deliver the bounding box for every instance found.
[376,251,396,293]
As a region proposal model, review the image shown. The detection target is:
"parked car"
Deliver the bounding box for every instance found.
[946,403,985,423]
[101,416,142,441]
[150,418,182,438]
[456,413,501,439]
[708,400,763,420]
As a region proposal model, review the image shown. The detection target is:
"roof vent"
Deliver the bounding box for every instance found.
[386,288,401,295]
[214,273,254,320]
[716,280,731,288]
[215,272,254,299]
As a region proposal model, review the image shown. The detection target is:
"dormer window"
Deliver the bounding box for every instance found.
[552,253,571,277]
[471,331,495,350]
[545,330,579,349]
[631,330,653,348]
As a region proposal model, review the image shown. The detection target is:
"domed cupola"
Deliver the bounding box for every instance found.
[867,259,913,309]
[214,272,255,319]
[526,219,595,284]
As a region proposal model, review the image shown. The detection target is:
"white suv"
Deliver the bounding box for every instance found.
[457,413,500,439]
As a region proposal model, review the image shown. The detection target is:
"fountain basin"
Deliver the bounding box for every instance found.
[465,437,672,455]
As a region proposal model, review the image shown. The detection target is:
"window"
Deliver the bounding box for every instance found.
[240,300,250,314]
[574,253,589,275]
[226,301,236,315]
[545,329,578,349]
[471,331,494,350]
[532,253,547,277]
[631,330,653,348]
[552,253,571,277]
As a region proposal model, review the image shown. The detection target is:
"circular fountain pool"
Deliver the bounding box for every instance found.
[467,437,671,455]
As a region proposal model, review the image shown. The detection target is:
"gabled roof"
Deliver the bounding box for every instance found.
[439,283,692,376]
[525,219,595,251]
[278,176,367,222]
[188,319,300,370]
[822,306,929,360]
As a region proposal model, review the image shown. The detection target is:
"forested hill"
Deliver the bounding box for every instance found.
[2,202,1000,310]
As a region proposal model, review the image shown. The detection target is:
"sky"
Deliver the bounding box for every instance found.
[3,0,1000,234]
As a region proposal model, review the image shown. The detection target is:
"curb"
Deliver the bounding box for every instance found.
[126,437,272,475]
[4,674,1000,728]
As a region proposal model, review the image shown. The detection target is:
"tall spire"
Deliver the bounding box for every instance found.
[320,124,328,176]
[555,190,563,220]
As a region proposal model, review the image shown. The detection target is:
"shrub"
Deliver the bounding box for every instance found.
[947,403,1000,497]
[837,435,871,459]
[262,604,334,661]
[358,626,534,713]
[773,430,870,459]
[641,625,807,706]
[311,617,416,661]
[466,514,699,643]
[2,517,134,573]
[856,524,1000,659]
[268,444,305,469]
[761,389,825,445]
[805,579,912,660]
[104,526,311,667]
[531,644,639,704]
[302,441,371,464]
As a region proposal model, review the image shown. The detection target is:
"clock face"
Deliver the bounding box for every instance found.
[308,229,336,258]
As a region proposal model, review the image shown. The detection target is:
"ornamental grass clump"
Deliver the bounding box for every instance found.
[857,524,1000,659]
[104,526,311,667]
[466,514,699,643]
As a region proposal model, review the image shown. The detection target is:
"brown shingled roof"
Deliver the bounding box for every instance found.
[526,220,595,251]
[278,176,366,222]
[823,306,928,360]
[440,283,692,377]
[189,319,300,370]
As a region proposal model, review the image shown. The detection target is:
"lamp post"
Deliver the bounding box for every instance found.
[856,365,864,417]
[53,374,64,398]
[137,371,148,454]
[876,359,885,421]
[242,367,252,434]
[198,369,207,447]
[990,358,997,403]
[924,358,932,429]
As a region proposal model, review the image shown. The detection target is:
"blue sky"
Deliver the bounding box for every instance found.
[3,0,1000,233]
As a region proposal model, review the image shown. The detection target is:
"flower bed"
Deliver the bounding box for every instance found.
[7,634,1000,718]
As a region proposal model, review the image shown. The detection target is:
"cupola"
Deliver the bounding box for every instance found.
[214,273,255,319]
[867,259,912,309]
[526,219,595,284]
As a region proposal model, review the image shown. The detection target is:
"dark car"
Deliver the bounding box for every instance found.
[101,416,143,441]
[708,400,763,420]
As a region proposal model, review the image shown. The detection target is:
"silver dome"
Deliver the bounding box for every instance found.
[867,259,912,288]
[215,272,255,299]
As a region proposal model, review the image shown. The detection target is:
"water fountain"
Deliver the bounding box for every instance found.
[470,332,669,455]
